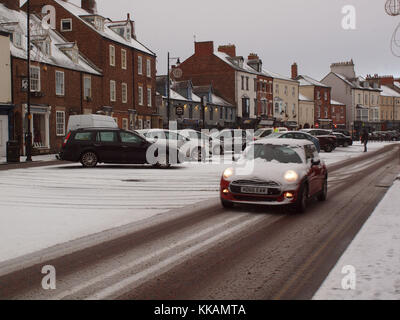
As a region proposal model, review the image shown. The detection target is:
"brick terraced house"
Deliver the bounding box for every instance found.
[0,0,102,155]
[28,0,159,130]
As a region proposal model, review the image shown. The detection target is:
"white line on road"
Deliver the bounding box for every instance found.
[85,214,265,300]
[53,213,265,300]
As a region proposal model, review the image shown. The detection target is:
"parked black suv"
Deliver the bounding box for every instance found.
[58,128,183,168]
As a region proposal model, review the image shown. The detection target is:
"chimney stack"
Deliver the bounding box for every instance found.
[218,44,236,57]
[291,62,298,80]
[0,0,20,10]
[81,0,97,14]
[194,41,214,56]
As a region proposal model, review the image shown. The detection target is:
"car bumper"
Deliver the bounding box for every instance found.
[220,179,298,206]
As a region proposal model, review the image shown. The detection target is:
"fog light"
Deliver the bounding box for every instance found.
[222,189,230,194]
[284,192,294,199]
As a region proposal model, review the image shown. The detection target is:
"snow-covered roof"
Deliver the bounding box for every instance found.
[380,85,400,97]
[331,72,380,91]
[262,68,297,83]
[331,99,345,106]
[54,0,155,56]
[168,89,188,101]
[0,4,101,75]
[211,93,233,107]
[299,93,313,102]
[298,75,330,88]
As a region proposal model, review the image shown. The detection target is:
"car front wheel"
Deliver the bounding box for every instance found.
[221,199,234,209]
[81,151,98,168]
[294,184,308,213]
[324,144,333,153]
[318,178,328,202]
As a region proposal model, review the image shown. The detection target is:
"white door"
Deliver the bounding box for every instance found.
[0,115,9,158]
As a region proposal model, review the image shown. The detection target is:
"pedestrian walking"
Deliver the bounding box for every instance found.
[361,130,369,153]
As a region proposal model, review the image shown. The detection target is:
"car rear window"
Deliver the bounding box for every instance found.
[74,132,93,141]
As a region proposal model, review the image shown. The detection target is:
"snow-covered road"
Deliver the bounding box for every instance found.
[0,142,394,263]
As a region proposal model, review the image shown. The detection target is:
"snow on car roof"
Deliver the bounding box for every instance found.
[254,138,313,147]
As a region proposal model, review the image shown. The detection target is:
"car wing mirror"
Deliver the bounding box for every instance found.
[312,159,321,166]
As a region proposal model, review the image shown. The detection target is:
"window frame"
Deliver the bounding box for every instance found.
[147,87,152,107]
[146,59,151,77]
[109,45,116,67]
[110,80,116,102]
[55,70,65,96]
[122,82,128,103]
[83,76,92,99]
[138,85,144,106]
[60,18,72,32]
[30,65,41,92]
[138,56,143,75]
[121,49,127,70]
[56,110,65,137]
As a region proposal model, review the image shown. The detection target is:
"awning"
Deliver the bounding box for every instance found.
[356,104,369,109]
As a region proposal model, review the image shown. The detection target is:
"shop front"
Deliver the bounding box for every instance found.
[0,104,14,158]
[23,104,51,155]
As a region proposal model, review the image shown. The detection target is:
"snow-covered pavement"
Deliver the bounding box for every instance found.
[313,176,400,300]
[0,142,395,263]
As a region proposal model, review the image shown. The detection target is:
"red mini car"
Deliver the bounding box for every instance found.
[220,139,328,213]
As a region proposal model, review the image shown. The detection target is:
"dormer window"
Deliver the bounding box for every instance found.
[126,25,131,41]
[13,32,22,48]
[83,16,105,32]
[33,37,52,56]
[94,16,104,31]
[56,43,79,64]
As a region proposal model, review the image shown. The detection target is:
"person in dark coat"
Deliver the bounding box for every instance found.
[361,130,369,152]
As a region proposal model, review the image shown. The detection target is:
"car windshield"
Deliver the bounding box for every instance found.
[243,144,303,164]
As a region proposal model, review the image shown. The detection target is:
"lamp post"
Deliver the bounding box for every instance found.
[26,0,32,162]
[166,52,180,127]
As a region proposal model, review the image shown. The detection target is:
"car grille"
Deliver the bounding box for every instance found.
[229,180,281,196]
[231,179,280,187]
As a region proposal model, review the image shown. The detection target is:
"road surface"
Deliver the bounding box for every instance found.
[0,144,399,300]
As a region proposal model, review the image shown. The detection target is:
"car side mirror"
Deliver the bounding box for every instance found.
[233,154,241,162]
[312,159,321,166]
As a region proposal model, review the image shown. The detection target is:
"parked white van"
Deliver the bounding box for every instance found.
[67,115,118,132]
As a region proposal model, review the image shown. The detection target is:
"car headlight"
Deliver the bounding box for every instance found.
[223,168,234,180]
[284,170,298,183]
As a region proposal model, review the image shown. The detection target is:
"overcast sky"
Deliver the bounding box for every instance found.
[64,0,400,79]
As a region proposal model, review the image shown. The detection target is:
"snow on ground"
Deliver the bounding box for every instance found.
[0,154,58,164]
[313,178,400,300]
[0,143,394,263]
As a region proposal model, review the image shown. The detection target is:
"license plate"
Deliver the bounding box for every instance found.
[241,187,268,194]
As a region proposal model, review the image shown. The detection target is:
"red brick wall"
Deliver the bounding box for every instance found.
[28,0,157,121]
[11,57,102,153]
[178,47,236,106]
[331,104,346,126]
[314,86,331,121]
[256,75,273,117]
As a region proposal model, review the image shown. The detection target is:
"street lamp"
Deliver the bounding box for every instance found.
[167,52,180,126]
[26,0,32,162]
